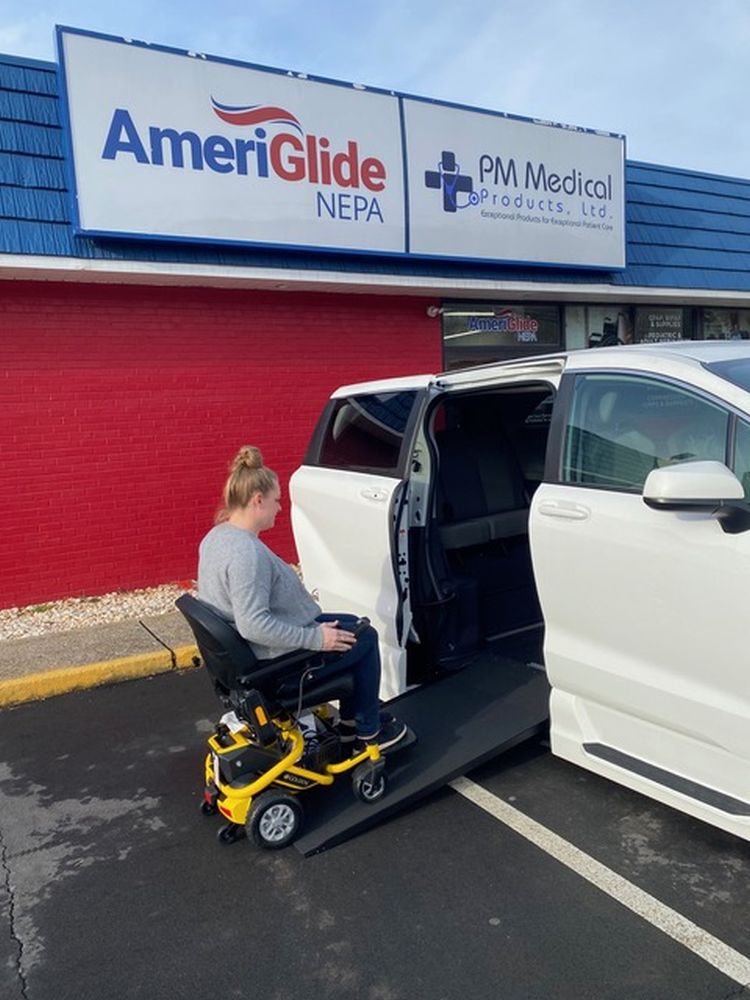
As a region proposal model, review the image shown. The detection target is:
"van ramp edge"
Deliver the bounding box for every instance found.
[294,657,549,856]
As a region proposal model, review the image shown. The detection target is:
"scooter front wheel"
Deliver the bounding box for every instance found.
[352,763,386,803]
[247,790,304,850]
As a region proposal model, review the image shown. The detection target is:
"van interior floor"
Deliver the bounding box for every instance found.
[294,647,550,856]
[484,623,545,667]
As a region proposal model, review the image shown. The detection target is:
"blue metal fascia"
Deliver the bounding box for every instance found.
[2,55,750,293]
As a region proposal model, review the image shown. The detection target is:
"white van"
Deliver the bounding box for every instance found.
[290,342,750,842]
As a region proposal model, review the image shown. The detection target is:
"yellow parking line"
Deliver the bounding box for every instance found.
[0,645,199,708]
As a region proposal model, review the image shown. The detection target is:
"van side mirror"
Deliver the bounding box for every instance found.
[642,460,750,534]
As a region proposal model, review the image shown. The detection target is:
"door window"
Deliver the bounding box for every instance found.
[315,391,418,475]
[732,420,750,498]
[563,374,729,491]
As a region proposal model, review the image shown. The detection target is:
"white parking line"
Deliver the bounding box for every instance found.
[451,776,750,989]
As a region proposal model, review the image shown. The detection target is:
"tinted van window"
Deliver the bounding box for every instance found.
[317,391,417,474]
[733,419,750,498]
[563,374,728,491]
[706,358,750,392]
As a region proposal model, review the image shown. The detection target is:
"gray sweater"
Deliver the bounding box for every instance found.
[197,523,324,660]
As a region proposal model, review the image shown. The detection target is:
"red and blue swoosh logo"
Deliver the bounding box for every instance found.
[211,99,303,133]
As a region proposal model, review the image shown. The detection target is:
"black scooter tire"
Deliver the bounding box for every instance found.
[352,763,387,803]
[247,790,304,850]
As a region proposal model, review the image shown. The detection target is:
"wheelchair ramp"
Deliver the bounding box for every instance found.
[294,654,549,856]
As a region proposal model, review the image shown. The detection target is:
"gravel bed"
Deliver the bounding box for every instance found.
[0,583,195,641]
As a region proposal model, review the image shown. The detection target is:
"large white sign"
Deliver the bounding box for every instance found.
[404,100,625,268]
[57,28,405,254]
[57,27,625,269]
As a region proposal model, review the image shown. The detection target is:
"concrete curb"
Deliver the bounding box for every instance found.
[0,643,200,708]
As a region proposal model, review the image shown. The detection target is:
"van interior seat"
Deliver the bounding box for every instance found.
[435,427,529,550]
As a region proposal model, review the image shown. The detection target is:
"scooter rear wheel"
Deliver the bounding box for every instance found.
[247,790,304,850]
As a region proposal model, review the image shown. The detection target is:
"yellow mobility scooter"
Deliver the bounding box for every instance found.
[176,594,390,850]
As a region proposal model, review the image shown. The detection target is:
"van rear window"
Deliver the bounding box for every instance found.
[316,391,417,474]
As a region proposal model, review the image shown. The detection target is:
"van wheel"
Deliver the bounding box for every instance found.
[352,763,386,803]
[248,791,304,849]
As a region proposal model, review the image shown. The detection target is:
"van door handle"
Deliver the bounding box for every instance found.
[360,487,388,502]
[537,500,590,521]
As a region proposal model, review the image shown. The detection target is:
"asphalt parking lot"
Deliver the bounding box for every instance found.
[1,669,748,1000]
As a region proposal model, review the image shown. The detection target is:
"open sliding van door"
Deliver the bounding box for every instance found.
[291,376,432,700]
[290,357,564,855]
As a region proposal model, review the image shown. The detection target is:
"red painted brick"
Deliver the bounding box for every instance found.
[0,281,440,608]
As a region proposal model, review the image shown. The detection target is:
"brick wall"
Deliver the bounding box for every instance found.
[0,280,440,609]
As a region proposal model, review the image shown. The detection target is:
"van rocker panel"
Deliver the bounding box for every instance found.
[583,742,750,817]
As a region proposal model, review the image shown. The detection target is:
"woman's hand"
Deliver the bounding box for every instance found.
[319,621,358,653]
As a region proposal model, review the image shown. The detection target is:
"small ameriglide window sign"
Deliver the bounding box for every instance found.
[55,25,626,270]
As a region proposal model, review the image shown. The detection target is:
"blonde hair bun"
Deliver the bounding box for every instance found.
[217,446,278,522]
[231,445,263,472]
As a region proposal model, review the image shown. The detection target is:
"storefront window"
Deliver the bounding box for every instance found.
[442,302,561,370]
[701,308,750,340]
[446,302,704,361]
[634,306,691,342]
[585,306,633,348]
[581,306,694,349]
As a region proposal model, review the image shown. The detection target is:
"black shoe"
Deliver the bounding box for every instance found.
[337,710,395,744]
[354,717,408,754]
[335,720,357,744]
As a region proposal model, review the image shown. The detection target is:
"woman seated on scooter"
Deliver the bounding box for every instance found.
[197,445,407,752]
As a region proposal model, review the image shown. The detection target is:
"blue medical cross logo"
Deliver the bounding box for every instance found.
[425,151,473,212]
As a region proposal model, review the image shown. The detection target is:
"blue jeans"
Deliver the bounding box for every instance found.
[309,613,382,737]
